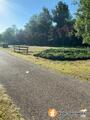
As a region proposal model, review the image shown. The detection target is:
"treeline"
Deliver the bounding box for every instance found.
[0,1,90,47]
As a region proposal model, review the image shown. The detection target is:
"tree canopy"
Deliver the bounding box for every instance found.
[75,0,90,44]
[1,25,18,44]
[52,1,70,28]
[1,1,88,47]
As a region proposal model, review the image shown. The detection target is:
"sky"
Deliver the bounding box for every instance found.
[0,0,77,33]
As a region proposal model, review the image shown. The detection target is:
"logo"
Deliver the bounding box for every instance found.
[48,108,58,118]
[48,108,87,118]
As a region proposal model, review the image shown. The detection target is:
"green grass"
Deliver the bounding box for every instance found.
[35,48,90,60]
[0,85,25,120]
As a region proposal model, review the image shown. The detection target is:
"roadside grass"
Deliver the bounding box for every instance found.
[0,85,24,120]
[1,46,90,81]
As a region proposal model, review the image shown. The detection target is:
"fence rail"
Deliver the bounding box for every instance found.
[13,45,29,54]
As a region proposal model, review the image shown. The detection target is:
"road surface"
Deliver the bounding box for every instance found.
[0,50,90,120]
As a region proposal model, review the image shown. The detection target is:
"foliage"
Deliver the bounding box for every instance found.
[52,1,70,28]
[23,1,81,46]
[1,25,18,44]
[0,1,87,47]
[35,47,90,60]
[24,8,52,45]
[75,0,90,44]
[52,1,75,39]
[2,43,8,48]
[0,34,4,43]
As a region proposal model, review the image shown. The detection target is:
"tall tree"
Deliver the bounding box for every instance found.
[52,1,74,46]
[38,8,52,34]
[52,1,70,28]
[25,15,41,45]
[25,8,52,45]
[0,34,3,43]
[75,0,90,44]
[2,25,18,44]
[52,1,72,39]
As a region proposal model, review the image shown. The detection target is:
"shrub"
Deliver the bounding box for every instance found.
[34,47,90,60]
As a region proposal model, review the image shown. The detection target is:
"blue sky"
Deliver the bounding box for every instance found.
[0,0,77,33]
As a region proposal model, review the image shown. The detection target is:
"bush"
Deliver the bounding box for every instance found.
[2,44,8,48]
[34,47,90,60]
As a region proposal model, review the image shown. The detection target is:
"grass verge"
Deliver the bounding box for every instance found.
[0,85,24,120]
[1,47,90,81]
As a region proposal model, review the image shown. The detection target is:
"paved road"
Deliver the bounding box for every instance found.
[0,50,90,120]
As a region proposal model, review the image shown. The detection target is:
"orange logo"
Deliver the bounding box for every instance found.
[48,108,58,118]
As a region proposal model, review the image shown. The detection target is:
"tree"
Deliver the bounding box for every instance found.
[16,29,28,45]
[52,1,70,28]
[38,8,52,34]
[37,8,52,44]
[2,25,18,44]
[52,1,73,39]
[51,1,75,46]
[25,15,39,33]
[0,2,83,46]
[75,0,90,44]
[0,34,3,43]
[25,15,41,45]
[25,8,52,45]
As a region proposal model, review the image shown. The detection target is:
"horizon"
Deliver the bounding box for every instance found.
[0,0,77,33]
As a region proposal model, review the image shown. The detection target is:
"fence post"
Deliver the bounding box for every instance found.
[19,45,20,53]
[14,46,15,52]
[26,47,28,54]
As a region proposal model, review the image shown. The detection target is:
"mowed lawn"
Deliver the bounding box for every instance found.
[1,46,90,81]
[0,85,24,120]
